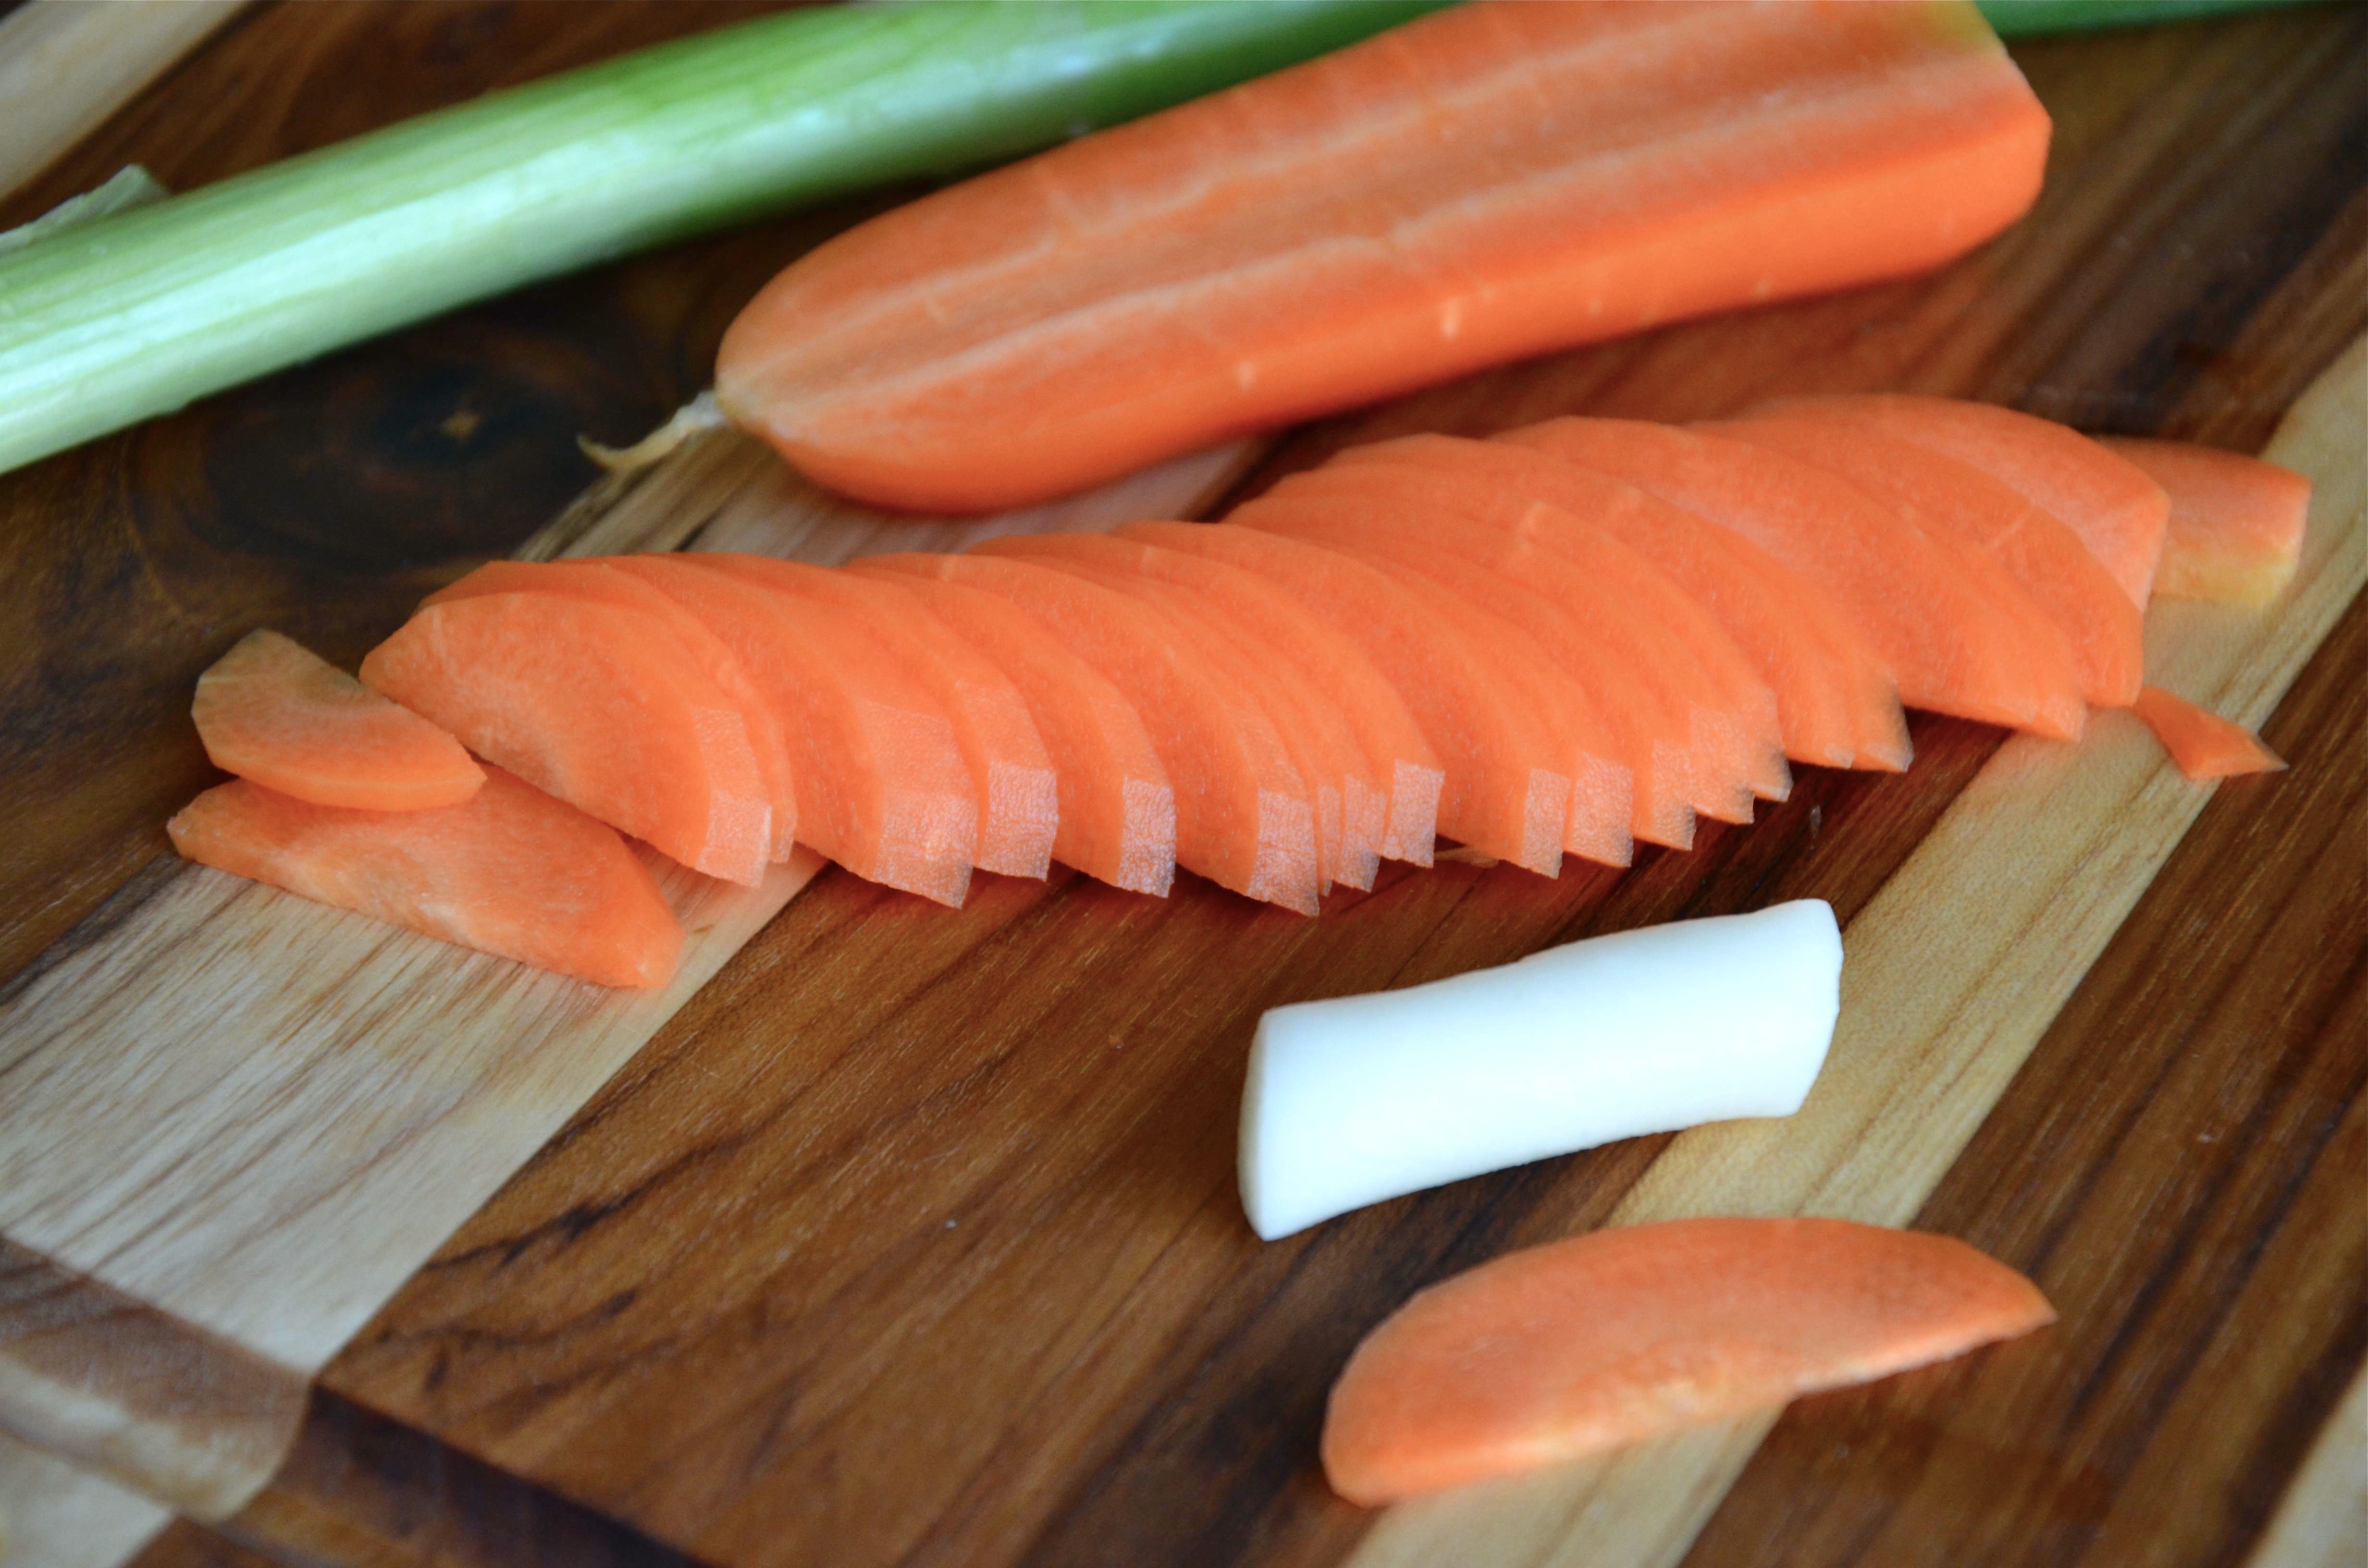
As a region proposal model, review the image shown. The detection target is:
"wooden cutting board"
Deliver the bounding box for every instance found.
[0,5,2360,1566]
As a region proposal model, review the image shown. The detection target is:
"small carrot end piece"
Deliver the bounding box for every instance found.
[2132,686,2285,781]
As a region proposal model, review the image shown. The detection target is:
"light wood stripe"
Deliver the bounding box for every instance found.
[2248,1362,2368,1568]
[1347,339,2367,1567]
[0,0,249,205]
[0,1429,167,1568]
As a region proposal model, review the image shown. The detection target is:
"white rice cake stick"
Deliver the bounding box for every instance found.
[1239,900,1843,1240]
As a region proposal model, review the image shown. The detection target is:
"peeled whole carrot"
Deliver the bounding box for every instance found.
[716,1,2050,512]
[2132,687,2286,781]
[192,629,484,812]
[2101,438,2312,609]
[169,768,682,989]
[1321,1217,2054,1505]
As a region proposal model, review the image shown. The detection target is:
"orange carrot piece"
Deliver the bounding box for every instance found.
[974,531,1443,868]
[2100,438,2311,609]
[424,560,799,859]
[597,556,978,909]
[1765,394,2169,610]
[1335,435,1911,772]
[973,539,1379,892]
[717,1,2049,511]
[1121,521,1578,876]
[191,629,484,812]
[865,552,1320,913]
[1513,418,2087,740]
[844,566,1174,896]
[360,593,771,885]
[1709,415,2145,708]
[1233,494,1706,851]
[169,768,682,989]
[1321,1217,2054,1506]
[684,555,1056,882]
[2132,687,2286,781]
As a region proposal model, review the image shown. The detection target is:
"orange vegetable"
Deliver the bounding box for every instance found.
[1765,394,2168,609]
[2132,687,2285,781]
[973,539,1379,892]
[844,565,1175,896]
[169,768,681,989]
[974,531,1443,868]
[1322,1217,2054,1505]
[1333,435,1912,772]
[865,551,1320,912]
[360,593,771,885]
[424,560,799,860]
[191,629,483,812]
[599,556,979,908]
[1710,414,2145,708]
[689,557,1057,881]
[716,0,2049,511]
[1513,418,2088,740]
[1121,521,1587,877]
[2101,438,2311,608]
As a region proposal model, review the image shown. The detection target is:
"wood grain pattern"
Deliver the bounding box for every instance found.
[2248,1367,2368,1568]
[0,0,249,203]
[0,3,2359,1564]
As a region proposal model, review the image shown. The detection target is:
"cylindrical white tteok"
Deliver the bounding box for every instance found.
[1238,899,1843,1241]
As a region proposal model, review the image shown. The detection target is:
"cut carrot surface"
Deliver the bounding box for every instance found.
[1120,522,1583,877]
[192,629,484,812]
[1511,418,2087,740]
[597,555,978,908]
[2132,686,2286,781]
[169,768,682,989]
[864,552,1322,911]
[844,565,1174,896]
[973,538,1378,892]
[717,0,2049,511]
[424,560,800,860]
[1709,415,2144,708]
[1331,435,1910,772]
[1233,494,1708,851]
[973,531,1443,868]
[686,555,1056,882]
[1321,1217,2054,1506]
[360,592,771,885]
[1764,393,2168,609]
[2102,437,2311,609]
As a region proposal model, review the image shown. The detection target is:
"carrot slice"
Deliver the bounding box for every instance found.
[863,552,1320,913]
[168,768,682,989]
[717,1,2049,511]
[842,566,1174,896]
[1321,1217,2055,1505]
[973,538,1379,892]
[1332,435,1910,772]
[423,560,799,859]
[2132,687,2286,781]
[1120,522,1581,876]
[971,531,1443,868]
[192,629,484,812]
[2100,438,2311,609]
[1709,415,2145,708]
[1763,394,2168,609]
[683,556,1056,881]
[360,593,770,885]
[1512,418,2088,740]
[594,556,978,908]
[1233,495,1707,851]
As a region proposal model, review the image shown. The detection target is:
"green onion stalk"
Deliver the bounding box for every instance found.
[0,1,1440,477]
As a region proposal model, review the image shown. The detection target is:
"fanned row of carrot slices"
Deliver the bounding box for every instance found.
[170,396,2307,986]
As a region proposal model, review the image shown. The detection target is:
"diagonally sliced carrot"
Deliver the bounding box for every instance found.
[1321,1217,2054,1506]
[192,629,484,812]
[719,1,2049,511]
[169,768,681,989]
[2132,687,2286,781]
[2101,438,2312,609]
